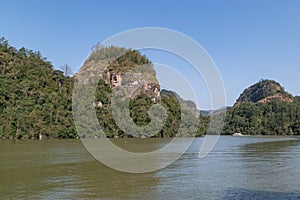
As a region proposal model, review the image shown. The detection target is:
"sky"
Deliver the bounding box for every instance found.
[1,0,300,109]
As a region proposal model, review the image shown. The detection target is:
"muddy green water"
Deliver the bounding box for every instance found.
[1,137,300,199]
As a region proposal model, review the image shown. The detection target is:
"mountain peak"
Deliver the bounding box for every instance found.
[234,79,293,106]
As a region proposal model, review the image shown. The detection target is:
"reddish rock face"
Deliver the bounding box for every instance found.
[76,47,161,106]
[110,73,122,88]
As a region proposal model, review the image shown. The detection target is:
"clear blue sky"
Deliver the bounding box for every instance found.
[1,0,300,109]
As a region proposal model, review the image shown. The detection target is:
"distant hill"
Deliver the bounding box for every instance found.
[224,79,300,136]
[234,79,293,106]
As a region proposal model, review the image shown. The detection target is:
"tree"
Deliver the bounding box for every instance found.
[60,64,73,77]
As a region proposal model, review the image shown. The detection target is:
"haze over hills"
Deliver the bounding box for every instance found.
[1,38,300,139]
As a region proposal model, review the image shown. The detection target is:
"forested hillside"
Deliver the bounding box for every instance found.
[224,80,300,135]
[234,79,293,106]
[1,38,299,139]
[81,46,207,138]
[0,38,75,139]
[0,40,207,139]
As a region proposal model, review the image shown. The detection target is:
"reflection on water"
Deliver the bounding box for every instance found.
[0,140,160,199]
[0,137,300,199]
[222,188,300,200]
[239,139,300,192]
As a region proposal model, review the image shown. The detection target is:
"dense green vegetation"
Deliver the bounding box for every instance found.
[91,47,205,138]
[95,86,207,138]
[0,41,206,139]
[224,99,300,135]
[0,38,75,139]
[224,80,300,135]
[1,39,300,139]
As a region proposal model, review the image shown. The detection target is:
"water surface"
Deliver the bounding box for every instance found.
[1,137,300,199]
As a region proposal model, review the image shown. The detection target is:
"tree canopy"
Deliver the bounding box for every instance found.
[1,39,299,139]
[0,37,75,139]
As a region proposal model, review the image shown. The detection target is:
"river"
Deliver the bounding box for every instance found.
[1,136,300,199]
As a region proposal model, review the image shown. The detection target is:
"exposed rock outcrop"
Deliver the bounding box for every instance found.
[234,79,293,106]
[75,46,161,103]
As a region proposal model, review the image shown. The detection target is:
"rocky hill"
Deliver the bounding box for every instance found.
[76,46,160,103]
[75,45,206,138]
[234,79,293,106]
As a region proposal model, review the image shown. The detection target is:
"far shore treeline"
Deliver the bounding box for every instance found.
[1,37,300,139]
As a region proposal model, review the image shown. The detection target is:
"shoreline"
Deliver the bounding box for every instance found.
[1,134,300,141]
